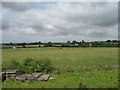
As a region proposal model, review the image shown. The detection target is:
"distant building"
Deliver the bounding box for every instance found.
[89,43,92,47]
[13,47,16,49]
[40,45,44,47]
[75,43,79,46]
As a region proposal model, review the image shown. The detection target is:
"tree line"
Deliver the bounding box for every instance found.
[2,40,119,48]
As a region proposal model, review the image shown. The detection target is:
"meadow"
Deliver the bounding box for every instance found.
[2,47,119,88]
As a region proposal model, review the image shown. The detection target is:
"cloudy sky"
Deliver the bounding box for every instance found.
[2,2,118,43]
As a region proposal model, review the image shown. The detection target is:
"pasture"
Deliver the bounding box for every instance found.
[2,47,118,88]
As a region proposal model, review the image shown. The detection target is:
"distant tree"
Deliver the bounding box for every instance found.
[34,42,38,45]
[107,40,111,42]
[39,41,41,44]
[47,41,53,47]
[22,42,26,48]
[38,41,41,47]
[67,41,71,44]
[66,41,71,46]
[81,40,87,47]
[10,42,13,45]
[82,40,85,43]
[72,40,78,45]
[112,40,118,43]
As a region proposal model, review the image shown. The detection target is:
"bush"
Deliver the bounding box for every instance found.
[2,58,54,73]
[35,58,54,73]
[21,58,54,73]
[41,58,54,73]
[2,59,21,70]
[21,57,34,73]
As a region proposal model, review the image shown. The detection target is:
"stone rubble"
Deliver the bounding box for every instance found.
[5,69,25,77]
[37,74,50,81]
[15,74,27,82]
[0,70,53,82]
[31,73,43,80]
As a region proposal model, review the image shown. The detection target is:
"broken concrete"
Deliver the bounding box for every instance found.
[2,69,52,82]
[38,74,50,81]
[21,73,43,80]
[31,73,43,79]
[15,74,27,82]
[32,73,42,78]
[16,74,51,81]
[6,69,25,76]
[26,74,36,80]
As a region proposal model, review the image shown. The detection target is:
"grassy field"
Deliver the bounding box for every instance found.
[2,47,118,88]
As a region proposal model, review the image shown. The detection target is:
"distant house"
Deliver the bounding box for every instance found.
[40,44,44,47]
[89,43,92,47]
[13,47,16,49]
[74,43,79,46]
[53,44,62,47]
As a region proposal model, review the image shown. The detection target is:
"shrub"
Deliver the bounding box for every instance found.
[21,58,54,73]
[33,58,54,73]
[2,58,54,73]
[41,58,54,73]
[2,59,21,70]
[21,57,34,73]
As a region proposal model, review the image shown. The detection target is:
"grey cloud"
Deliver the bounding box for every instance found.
[2,2,32,12]
[2,2,118,43]
[2,14,10,30]
[88,30,110,37]
[63,2,117,27]
[2,21,9,30]
[31,25,44,31]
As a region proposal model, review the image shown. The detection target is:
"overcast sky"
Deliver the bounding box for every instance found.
[2,2,118,43]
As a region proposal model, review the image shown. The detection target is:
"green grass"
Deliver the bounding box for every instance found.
[2,47,118,88]
[2,70,118,88]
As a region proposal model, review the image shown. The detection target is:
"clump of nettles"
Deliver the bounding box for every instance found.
[2,58,54,74]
